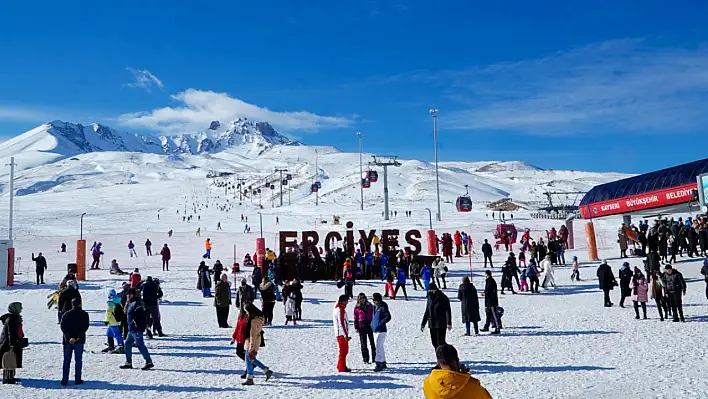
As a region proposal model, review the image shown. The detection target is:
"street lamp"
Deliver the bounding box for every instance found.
[430,109,442,222]
[425,208,433,230]
[257,212,263,238]
[80,212,87,240]
[357,132,363,210]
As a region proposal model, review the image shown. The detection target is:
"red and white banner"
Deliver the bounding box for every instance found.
[580,183,697,219]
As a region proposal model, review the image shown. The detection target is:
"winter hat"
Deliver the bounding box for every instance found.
[134,268,139,273]
[107,289,117,300]
[633,267,641,273]
[428,282,439,291]
[602,259,608,264]
[572,256,578,261]
[664,264,673,270]
[7,302,22,314]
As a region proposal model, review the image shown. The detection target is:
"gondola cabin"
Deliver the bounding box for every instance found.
[311,183,319,193]
[286,174,293,180]
[367,170,378,183]
[282,179,288,186]
[455,196,472,212]
[315,181,322,189]
[361,178,371,189]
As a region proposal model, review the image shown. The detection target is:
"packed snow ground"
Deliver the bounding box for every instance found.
[1,195,708,399]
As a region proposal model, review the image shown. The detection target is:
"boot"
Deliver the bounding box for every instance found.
[491,329,500,335]
[112,346,125,354]
[240,372,247,379]
[264,368,273,381]
[119,362,133,369]
[382,362,387,369]
[102,346,115,353]
[373,362,384,372]
[242,376,254,386]
[141,363,154,371]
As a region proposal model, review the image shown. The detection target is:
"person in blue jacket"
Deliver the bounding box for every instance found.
[120,289,154,370]
[371,293,391,372]
[393,264,409,300]
[364,251,374,279]
[380,253,389,280]
[421,264,433,293]
[354,249,363,277]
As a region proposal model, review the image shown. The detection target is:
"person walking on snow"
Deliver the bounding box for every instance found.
[421,263,433,293]
[631,268,649,319]
[701,259,708,300]
[128,241,137,258]
[217,221,222,231]
[596,260,617,307]
[103,290,125,354]
[458,276,480,336]
[160,244,171,271]
[284,291,297,325]
[120,289,154,370]
[421,283,452,348]
[60,297,89,386]
[618,262,632,308]
[1,302,26,385]
[480,271,500,335]
[31,252,47,284]
[141,277,165,337]
[196,227,201,237]
[214,274,232,328]
[129,268,142,289]
[145,239,152,256]
[198,261,213,297]
[570,256,581,281]
[242,303,273,385]
[393,264,409,300]
[371,293,390,372]
[333,295,352,372]
[203,238,212,259]
[90,243,103,270]
[540,255,556,289]
[662,264,686,322]
[482,239,493,268]
[353,293,376,364]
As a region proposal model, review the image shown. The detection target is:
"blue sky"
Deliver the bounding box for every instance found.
[1,1,708,173]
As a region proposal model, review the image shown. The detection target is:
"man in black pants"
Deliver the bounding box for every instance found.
[596,260,616,307]
[420,283,451,349]
[141,277,165,337]
[480,271,500,334]
[409,261,423,291]
[32,252,47,284]
[662,264,686,322]
[701,260,708,300]
[482,239,493,268]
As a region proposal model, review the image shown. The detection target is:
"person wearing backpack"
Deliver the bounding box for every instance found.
[120,289,154,370]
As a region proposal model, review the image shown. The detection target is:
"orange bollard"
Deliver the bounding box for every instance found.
[76,240,86,281]
[585,222,599,261]
[427,230,437,255]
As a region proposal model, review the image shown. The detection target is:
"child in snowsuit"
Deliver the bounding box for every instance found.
[285,292,297,325]
[519,266,529,292]
[570,256,581,281]
[631,268,649,319]
[104,289,126,354]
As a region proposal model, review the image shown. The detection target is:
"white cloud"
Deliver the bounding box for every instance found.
[124,67,164,92]
[0,105,50,122]
[436,39,708,135]
[118,89,354,133]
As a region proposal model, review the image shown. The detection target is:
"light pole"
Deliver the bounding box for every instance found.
[430,109,442,222]
[257,212,263,238]
[425,208,432,230]
[80,212,87,240]
[357,132,363,210]
[315,149,319,206]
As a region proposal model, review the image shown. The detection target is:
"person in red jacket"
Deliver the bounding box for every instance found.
[230,309,249,378]
[454,231,463,258]
[160,244,171,271]
[129,269,141,289]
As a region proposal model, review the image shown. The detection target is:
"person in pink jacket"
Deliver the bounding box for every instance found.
[631,267,649,319]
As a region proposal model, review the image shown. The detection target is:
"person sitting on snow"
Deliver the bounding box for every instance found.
[110,259,128,276]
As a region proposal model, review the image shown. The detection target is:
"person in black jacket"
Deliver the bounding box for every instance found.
[480,271,500,334]
[198,261,213,297]
[214,274,232,328]
[596,260,617,307]
[291,279,304,320]
[482,239,493,268]
[701,259,708,300]
[618,262,632,308]
[662,264,687,322]
[259,277,277,326]
[141,277,165,338]
[57,281,81,322]
[500,261,516,295]
[60,297,89,386]
[420,283,452,349]
[235,279,256,311]
[31,252,47,284]
[0,302,25,384]
[457,277,480,336]
[213,260,225,285]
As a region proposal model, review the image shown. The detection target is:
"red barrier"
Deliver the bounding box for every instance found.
[427,230,437,255]
[256,238,266,276]
[7,248,14,287]
[565,219,575,250]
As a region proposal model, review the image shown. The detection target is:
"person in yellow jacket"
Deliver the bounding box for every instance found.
[372,235,381,252]
[424,344,492,399]
[265,249,277,261]
[103,289,125,354]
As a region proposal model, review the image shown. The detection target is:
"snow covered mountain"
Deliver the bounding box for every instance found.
[0,119,296,171]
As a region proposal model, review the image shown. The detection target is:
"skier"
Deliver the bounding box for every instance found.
[31,252,47,285]
[242,303,273,385]
[618,262,632,307]
[353,293,375,364]
[458,276,480,336]
[160,244,171,271]
[423,344,493,398]
[480,271,500,335]
[244,224,249,233]
[120,289,154,370]
[333,295,352,373]
[60,297,89,386]
[203,238,212,259]
[61,243,67,253]
[214,274,232,328]
[90,243,103,270]
[217,221,222,231]
[596,260,617,307]
[128,241,137,258]
[145,239,152,256]
[196,227,201,237]
[482,239,493,268]
[420,282,452,348]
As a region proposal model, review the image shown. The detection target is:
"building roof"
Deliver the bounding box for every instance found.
[580,158,708,206]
